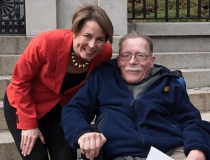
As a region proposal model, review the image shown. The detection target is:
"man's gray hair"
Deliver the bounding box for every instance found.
[118,31,153,55]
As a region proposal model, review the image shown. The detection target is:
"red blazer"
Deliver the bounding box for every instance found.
[6,29,112,129]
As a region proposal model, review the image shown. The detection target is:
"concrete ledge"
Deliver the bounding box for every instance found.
[181,68,210,89]
[0,36,33,55]
[0,131,22,160]
[0,101,8,130]
[128,22,210,36]
[201,112,210,122]
[99,0,127,36]
[188,87,210,112]
[113,35,210,53]
[128,22,210,52]
[154,52,210,69]
[151,36,210,52]
[0,130,82,160]
[0,55,20,75]
[0,76,12,100]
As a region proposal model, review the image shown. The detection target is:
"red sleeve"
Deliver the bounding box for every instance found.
[10,33,47,129]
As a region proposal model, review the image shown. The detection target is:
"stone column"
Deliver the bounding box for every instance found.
[98,0,127,36]
[25,0,57,36]
[98,0,127,55]
[57,0,97,29]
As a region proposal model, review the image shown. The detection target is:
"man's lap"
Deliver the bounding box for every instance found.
[111,147,185,160]
[171,146,185,159]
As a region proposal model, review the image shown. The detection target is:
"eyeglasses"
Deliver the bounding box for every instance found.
[119,52,151,62]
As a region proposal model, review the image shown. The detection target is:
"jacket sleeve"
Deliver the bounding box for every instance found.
[10,34,47,129]
[61,67,102,149]
[172,86,210,159]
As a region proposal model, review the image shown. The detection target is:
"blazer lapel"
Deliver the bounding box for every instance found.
[54,32,73,93]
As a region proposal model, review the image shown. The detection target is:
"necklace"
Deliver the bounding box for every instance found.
[71,52,90,69]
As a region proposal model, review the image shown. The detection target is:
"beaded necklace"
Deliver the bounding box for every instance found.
[71,52,90,69]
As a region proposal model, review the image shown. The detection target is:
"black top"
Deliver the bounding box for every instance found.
[60,71,88,93]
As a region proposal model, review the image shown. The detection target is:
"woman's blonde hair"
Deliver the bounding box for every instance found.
[72,4,114,44]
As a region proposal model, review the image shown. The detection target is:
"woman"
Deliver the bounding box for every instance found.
[4,4,113,160]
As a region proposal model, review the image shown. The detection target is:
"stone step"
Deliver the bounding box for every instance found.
[0,101,8,130]
[0,130,82,160]
[181,68,210,89]
[153,36,210,52]
[128,22,210,53]
[0,36,32,55]
[188,87,210,112]
[130,22,210,37]
[200,111,210,122]
[0,75,12,100]
[0,130,22,160]
[154,52,210,69]
[0,55,20,75]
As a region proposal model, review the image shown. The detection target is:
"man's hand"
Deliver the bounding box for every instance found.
[186,150,206,160]
[20,128,45,157]
[78,132,106,160]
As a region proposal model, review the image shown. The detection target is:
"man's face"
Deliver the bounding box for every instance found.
[117,37,155,84]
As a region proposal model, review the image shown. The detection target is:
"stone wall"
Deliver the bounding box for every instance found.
[25,0,127,37]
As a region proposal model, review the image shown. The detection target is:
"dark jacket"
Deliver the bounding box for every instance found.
[61,59,210,159]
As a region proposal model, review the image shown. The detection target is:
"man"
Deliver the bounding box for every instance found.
[61,32,210,160]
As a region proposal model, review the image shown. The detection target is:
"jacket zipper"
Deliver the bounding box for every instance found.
[129,85,133,94]
[132,99,146,148]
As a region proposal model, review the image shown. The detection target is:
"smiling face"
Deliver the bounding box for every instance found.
[117,37,155,84]
[72,20,106,61]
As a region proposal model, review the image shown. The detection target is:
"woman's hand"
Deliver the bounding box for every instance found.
[186,150,206,160]
[20,128,45,157]
[78,132,106,160]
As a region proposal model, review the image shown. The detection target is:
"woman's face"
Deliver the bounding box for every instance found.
[73,20,106,61]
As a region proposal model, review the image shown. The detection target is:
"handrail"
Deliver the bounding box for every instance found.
[127,0,210,22]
